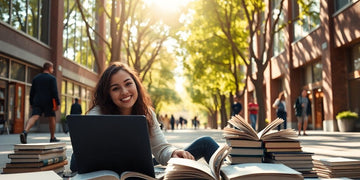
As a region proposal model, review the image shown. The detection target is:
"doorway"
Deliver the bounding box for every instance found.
[309,88,324,129]
[8,83,25,133]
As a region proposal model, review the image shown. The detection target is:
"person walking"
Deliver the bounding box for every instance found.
[248,96,259,131]
[70,98,82,115]
[273,92,287,131]
[294,89,311,136]
[163,114,170,131]
[231,95,242,116]
[170,114,175,131]
[20,62,60,144]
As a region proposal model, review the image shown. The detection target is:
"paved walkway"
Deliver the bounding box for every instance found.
[0,129,359,174]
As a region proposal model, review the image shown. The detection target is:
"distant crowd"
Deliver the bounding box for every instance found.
[158,114,200,131]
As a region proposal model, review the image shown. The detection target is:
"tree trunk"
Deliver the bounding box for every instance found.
[220,94,228,129]
[253,75,266,131]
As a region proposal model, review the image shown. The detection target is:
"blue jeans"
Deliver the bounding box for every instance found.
[250,114,257,130]
[153,136,219,165]
[277,111,287,131]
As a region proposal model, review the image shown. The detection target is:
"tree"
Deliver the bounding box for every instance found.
[177,0,247,128]
[209,0,287,130]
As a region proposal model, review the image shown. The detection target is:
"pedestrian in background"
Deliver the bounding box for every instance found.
[20,62,60,144]
[294,89,311,136]
[170,114,175,131]
[231,95,242,116]
[248,96,259,131]
[273,91,287,131]
[70,98,82,115]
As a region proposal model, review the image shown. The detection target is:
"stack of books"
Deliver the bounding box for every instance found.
[223,116,297,165]
[313,157,360,179]
[263,138,317,177]
[2,142,68,174]
[265,151,317,178]
[225,139,264,164]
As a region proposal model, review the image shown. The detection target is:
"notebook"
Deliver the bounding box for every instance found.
[67,115,155,178]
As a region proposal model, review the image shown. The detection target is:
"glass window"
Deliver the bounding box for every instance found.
[0,0,10,23]
[63,0,97,72]
[81,100,87,114]
[66,96,73,115]
[61,80,67,94]
[349,79,360,115]
[39,0,50,44]
[67,81,73,96]
[81,87,86,98]
[272,0,285,56]
[2,0,49,44]
[27,66,41,83]
[352,43,360,71]
[312,62,322,82]
[28,0,40,39]
[293,0,320,41]
[11,0,27,33]
[335,0,350,12]
[74,84,80,98]
[0,57,9,78]
[61,96,66,115]
[10,61,26,82]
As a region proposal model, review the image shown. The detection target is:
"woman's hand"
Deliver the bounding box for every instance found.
[171,149,195,160]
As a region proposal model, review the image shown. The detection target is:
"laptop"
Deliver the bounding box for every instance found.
[67,115,155,178]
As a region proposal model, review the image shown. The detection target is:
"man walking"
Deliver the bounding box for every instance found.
[70,98,82,115]
[20,62,60,143]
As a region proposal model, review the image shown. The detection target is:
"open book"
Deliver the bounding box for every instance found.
[224,115,297,141]
[163,144,231,180]
[71,145,231,180]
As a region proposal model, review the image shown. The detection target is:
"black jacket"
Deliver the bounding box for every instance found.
[30,73,60,108]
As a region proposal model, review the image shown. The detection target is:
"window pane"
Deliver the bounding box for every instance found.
[335,0,350,11]
[66,96,72,115]
[74,84,79,97]
[39,0,50,44]
[312,62,322,82]
[28,0,39,39]
[0,57,9,78]
[11,0,27,33]
[293,0,320,41]
[81,87,86,98]
[61,96,66,115]
[349,79,360,115]
[352,44,360,71]
[81,100,86,115]
[27,66,41,83]
[0,0,10,23]
[10,61,25,82]
[67,82,73,95]
[62,81,66,94]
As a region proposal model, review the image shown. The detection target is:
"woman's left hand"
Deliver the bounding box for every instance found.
[171,149,195,160]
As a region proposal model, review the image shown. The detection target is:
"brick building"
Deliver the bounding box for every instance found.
[245,0,360,131]
[0,0,103,133]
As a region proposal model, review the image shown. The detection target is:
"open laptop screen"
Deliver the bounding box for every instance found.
[67,115,155,178]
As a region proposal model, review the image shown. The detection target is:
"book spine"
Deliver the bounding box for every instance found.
[43,156,67,166]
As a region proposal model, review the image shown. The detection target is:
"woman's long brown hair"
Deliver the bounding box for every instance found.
[89,62,154,129]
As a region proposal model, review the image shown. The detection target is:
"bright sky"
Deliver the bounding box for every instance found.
[144,0,191,13]
[144,0,193,94]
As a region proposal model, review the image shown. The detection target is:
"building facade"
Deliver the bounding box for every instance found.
[0,0,101,133]
[245,0,360,131]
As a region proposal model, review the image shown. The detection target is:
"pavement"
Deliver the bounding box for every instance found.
[0,129,359,176]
